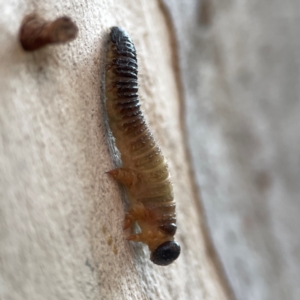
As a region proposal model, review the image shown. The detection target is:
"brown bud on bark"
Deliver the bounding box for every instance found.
[19,14,78,51]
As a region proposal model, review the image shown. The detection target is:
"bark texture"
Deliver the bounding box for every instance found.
[165,0,300,299]
[0,1,229,299]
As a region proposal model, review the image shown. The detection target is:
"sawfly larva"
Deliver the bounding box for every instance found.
[105,27,180,266]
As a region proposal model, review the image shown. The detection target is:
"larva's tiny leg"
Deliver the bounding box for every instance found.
[124,213,134,229]
[107,168,139,187]
[124,203,149,229]
[127,233,144,242]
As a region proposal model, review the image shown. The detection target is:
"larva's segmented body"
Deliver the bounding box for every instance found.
[105,27,180,266]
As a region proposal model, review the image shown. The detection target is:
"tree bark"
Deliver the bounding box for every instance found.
[165,0,300,299]
[0,1,230,299]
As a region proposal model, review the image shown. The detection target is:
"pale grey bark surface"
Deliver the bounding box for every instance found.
[165,0,300,299]
[0,1,229,300]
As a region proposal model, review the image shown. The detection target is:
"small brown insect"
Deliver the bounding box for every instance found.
[105,27,180,266]
[19,14,78,51]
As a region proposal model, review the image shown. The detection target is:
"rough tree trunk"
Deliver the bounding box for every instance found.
[165,0,300,299]
[0,1,230,299]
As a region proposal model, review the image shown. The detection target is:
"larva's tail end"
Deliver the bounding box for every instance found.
[150,241,181,266]
[110,26,124,35]
[110,26,130,43]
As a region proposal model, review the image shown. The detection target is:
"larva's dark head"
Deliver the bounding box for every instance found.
[150,241,181,266]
